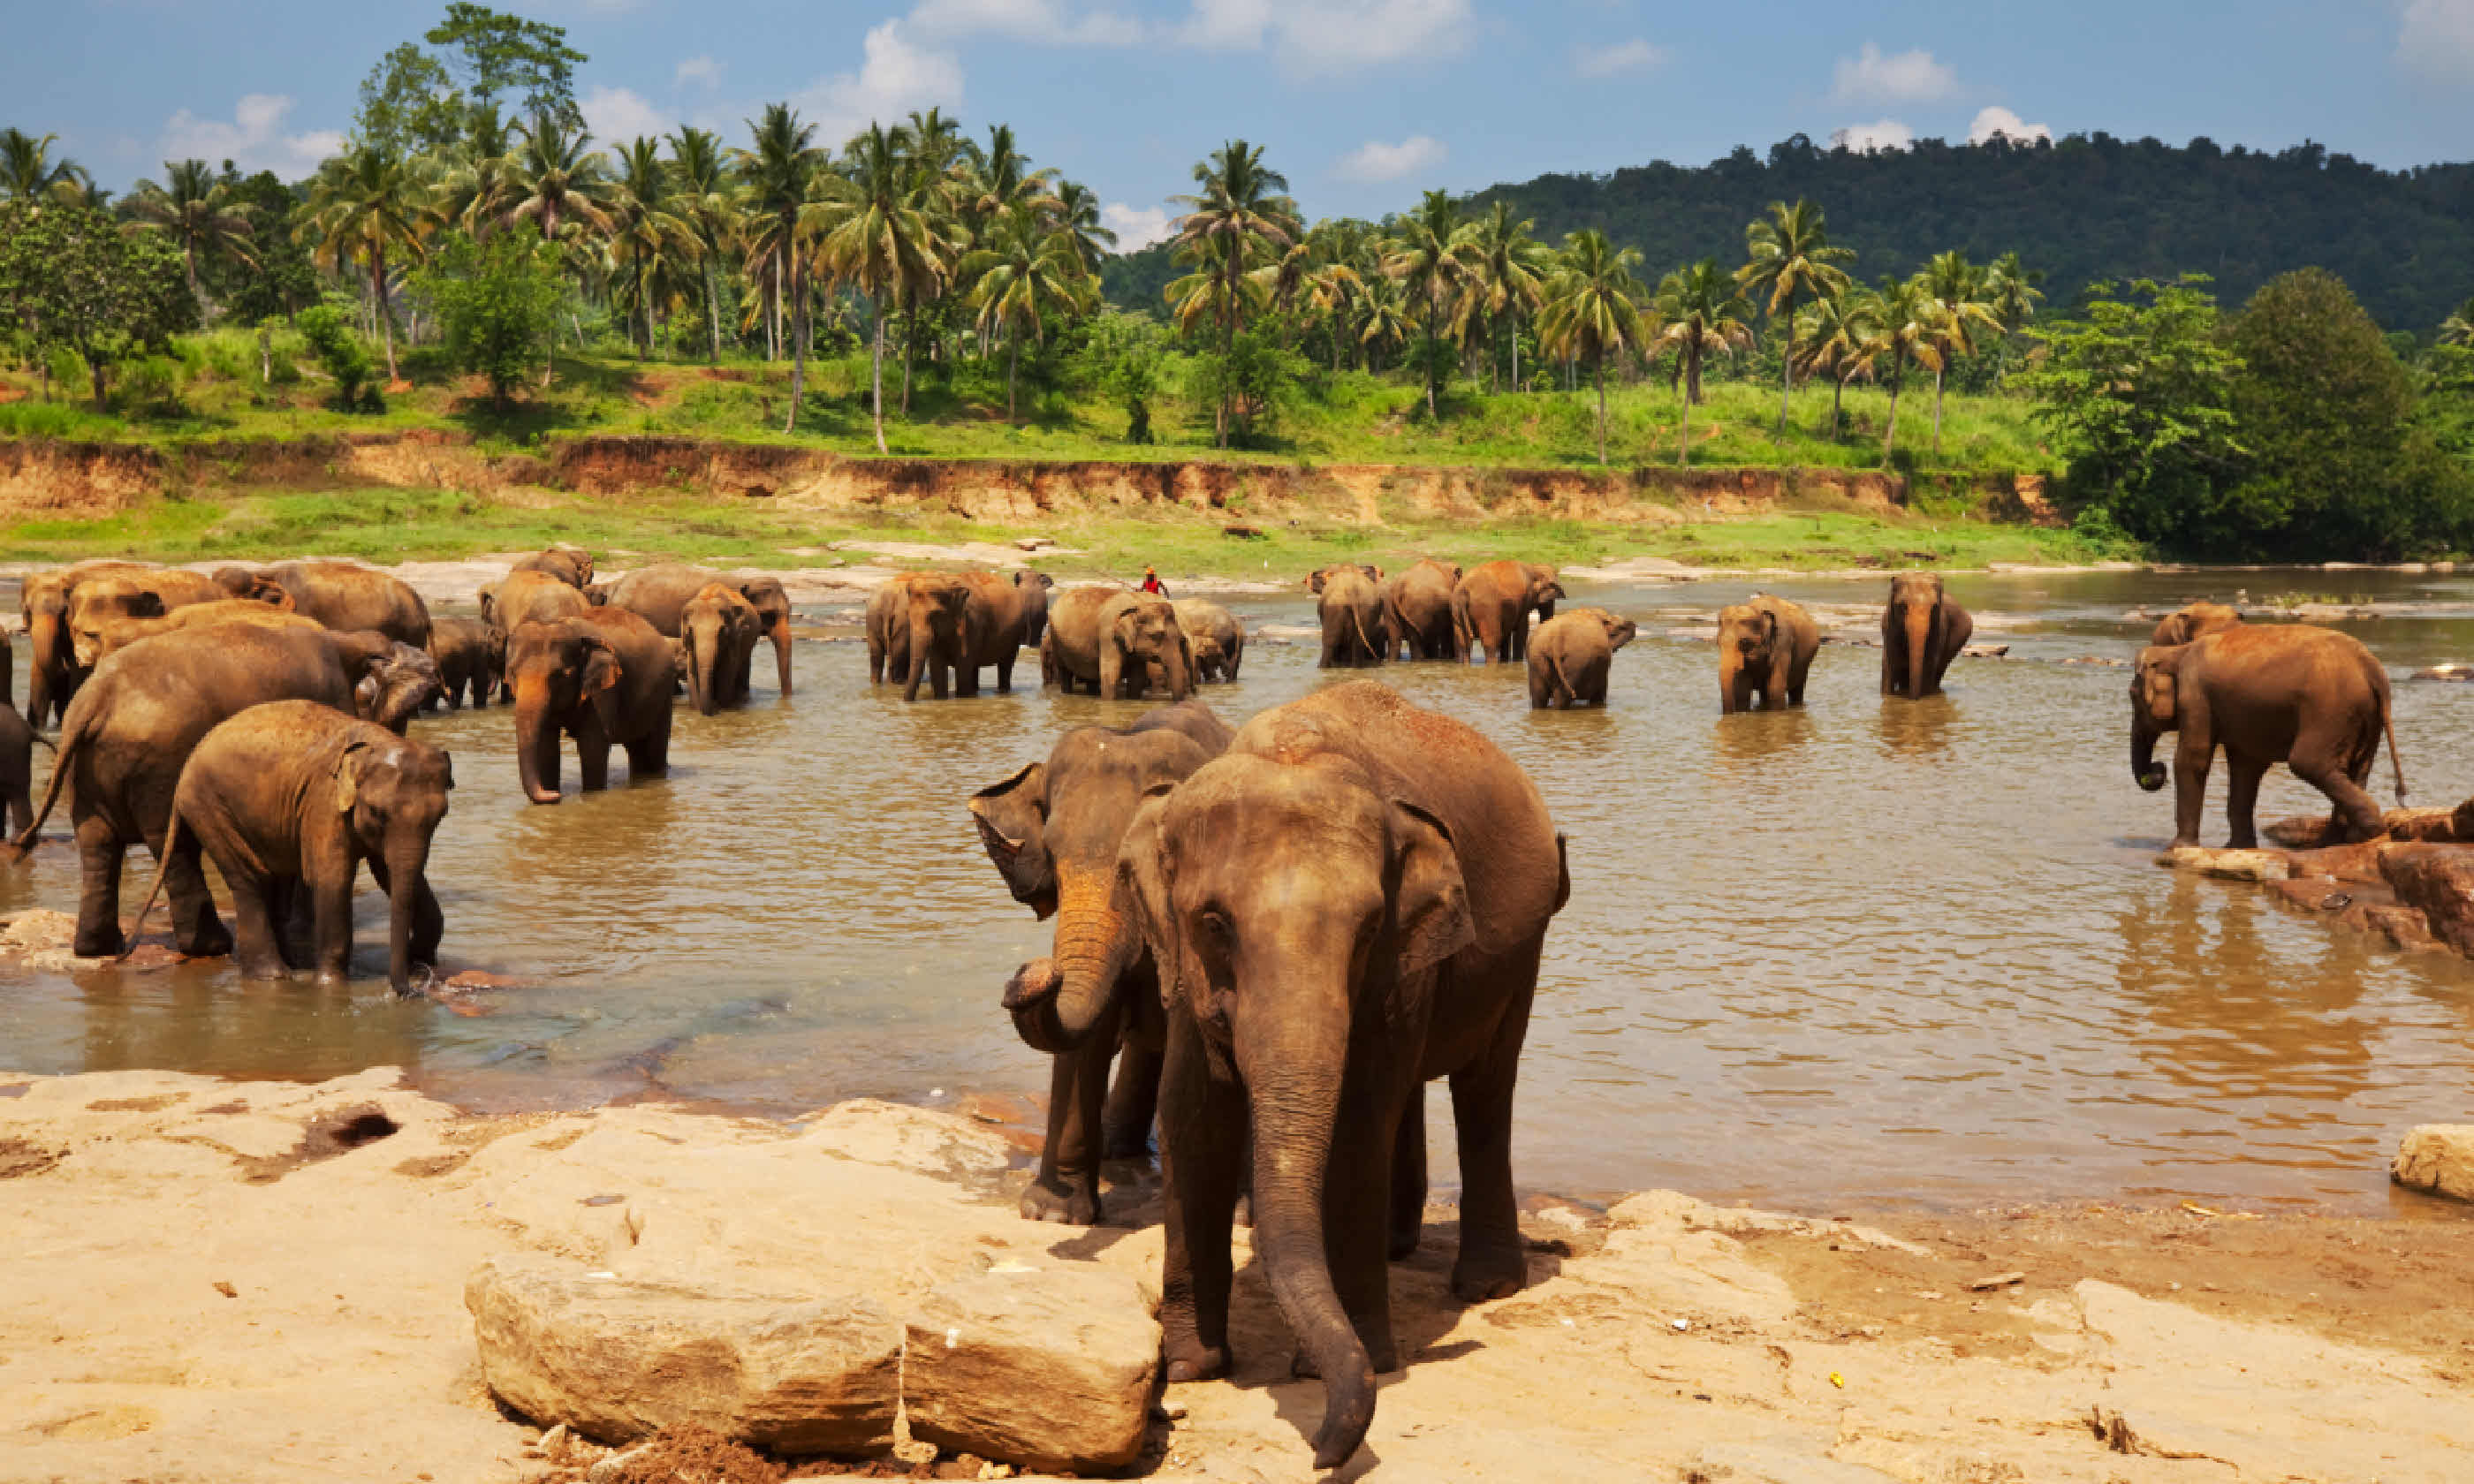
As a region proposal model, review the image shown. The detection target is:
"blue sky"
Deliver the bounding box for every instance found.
[11,1,2473,249]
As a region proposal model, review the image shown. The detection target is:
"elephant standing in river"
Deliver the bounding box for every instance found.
[1006,680,1568,1471]
[23,561,149,724]
[426,617,505,709]
[72,600,319,670]
[509,545,595,588]
[122,701,452,994]
[1527,608,1637,708]
[7,625,440,958]
[2132,624,2406,849]
[2151,601,2243,647]
[605,564,796,700]
[959,571,1053,693]
[975,700,1233,1223]
[1384,559,1463,661]
[1452,560,1563,663]
[505,611,676,804]
[867,573,983,701]
[1310,565,1391,669]
[1171,599,1244,682]
[1717,594,1821,713]
[220,562,431,647]
[1881,572,1972,699]
[0,700,38,836]
[1048,587,1194,700]
[680,583,761,715]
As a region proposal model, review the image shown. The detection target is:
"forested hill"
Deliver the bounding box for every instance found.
[1102,134,2474,331]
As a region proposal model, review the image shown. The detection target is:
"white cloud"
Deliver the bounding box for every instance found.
[1575,38,1666,79]
[580,86,674,146]
[674,56,725,89]
[1333,133,1447,183]
[1180,0,1471,76]
[1831,42,1958,104]
[2398,0,2474,80]
[908,0,1142,44]
[1830,119,1915,154]
[1103,202,1173,251]
[793,21,966,147]
[1969,105,2051,145]
[157,95,341,178]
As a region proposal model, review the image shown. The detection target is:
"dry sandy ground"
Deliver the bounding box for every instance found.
[4,1067,2472,1484]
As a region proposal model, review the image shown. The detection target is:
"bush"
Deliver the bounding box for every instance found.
[296,305,377,413]
[414,231,564,408]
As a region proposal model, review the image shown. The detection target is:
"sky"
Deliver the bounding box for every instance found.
[10,0,2473,252]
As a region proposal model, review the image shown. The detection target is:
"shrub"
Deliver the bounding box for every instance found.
[296,305,376,413]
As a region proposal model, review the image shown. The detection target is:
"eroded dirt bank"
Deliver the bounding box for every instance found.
[4,1067,2470,1483]
[0,433,2060,527]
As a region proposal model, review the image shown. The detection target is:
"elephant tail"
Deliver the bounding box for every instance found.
[5,709,85,860]
[1347,604,1381,666]
[2384,700,2409,806]
[1449,585,1475,662]
[118,809,185,963]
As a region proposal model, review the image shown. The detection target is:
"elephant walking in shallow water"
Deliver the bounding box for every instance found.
[1047,587,1194,700]
[1881,572,1971,699]
[1718,594,1819,713]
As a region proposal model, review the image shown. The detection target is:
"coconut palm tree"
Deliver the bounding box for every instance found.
[1168,140,1300,446]
[1384,189,1475,420]
[735,103,841,429]
[1536,229,1647,466]
[1863,275,1944,459]
[1050,180,1118,272]
[128,159,258,314]
[962,207,1095,420]
[1793,286,1878,440]
[299,145,437,382]
[1460,201,1550,392]
[1355,276,1413,373]
[1983,250,2045,383]
[2443,298,2474,348]
[821,120,954,452]
[1918,250,2004,458]
[664,125,738,362]
[608,137,690,359]
[501,110,616,243]
[436,103,520,237]
[1650,259,1753,466]
[0,128,90,203]
[1737,199,1854,435]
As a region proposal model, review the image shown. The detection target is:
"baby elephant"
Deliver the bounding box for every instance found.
[427,617,505,709]
[124,700,453,994]
[1527,608,1636,708]
[1716,594,1821,713]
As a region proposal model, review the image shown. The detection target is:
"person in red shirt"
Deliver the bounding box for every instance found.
[1139,565,1168,597]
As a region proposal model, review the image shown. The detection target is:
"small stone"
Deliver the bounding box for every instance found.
[2394,1125,2474,1202]
[585,1445,649,1484]
[902,1264,1159,1473]
[1967,1271,2027,1291]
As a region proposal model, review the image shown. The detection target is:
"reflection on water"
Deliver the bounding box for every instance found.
[5,568,2474,1211]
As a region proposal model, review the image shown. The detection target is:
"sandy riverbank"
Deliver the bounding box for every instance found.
[4,1066,2470,1483]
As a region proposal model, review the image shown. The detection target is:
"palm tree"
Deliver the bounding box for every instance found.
[1384,189,1475,419]
[1051,180,1118,272]
[962,208,1095,420]
[1536,229,1646,466]
[664,125,738,361]
[300,145,436,382]
[1863,275,1944,459]
[822,120,954,452]
[733,104,832,423]
[608,137,689,359]
[1793,287,1878,439]
[1355,277,1413,372]
[436,103,520,237]
[1461,201,1550,392]
[128,159,258,313]
[1168,140,1300,446]
[1982,250,2045,382]
[502,110,616,243]
[2443,298,2474,348]
[1650,259,1754,466]
[1918,250,2003,458]
[0,128,90,202]
[1737,199,1854,435]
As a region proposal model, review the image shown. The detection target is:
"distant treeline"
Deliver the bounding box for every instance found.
[1105,134,2474,334]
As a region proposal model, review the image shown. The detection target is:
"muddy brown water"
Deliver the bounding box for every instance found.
[5,568,2474,1214]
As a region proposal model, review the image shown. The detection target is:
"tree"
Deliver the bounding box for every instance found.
[1736,199,1853,435]
[1461,201,1550,392]
[414,230,562,407]
[299,146,436,382]
[352,42,466,158]
[608,137,687,359]
[1793,286,1878,439]
[1862,275,1944,460]
[127,160,258,314]
[664,125,738,362]
[295,303,378,411]
[821,120,954,451]
[1168,140,1300,447]
[1355,276,1412,372]
[1077,309,1166,443]
[1917,250,2002,458]
[501,110,614,242]
[1983,250,2045,382]
[732,103,822,369]
[425,4,588,126]
[1384,189,1474,419]
[1649,259,1753,466]
[0,200,194,409]
[1051,180,1118,273]
[2442,298,2474,348]
[437,102,520,236]
[1536,229,1646,466]
[0,128,92,203]
[210,169,319,323]
[962,207,1094,420]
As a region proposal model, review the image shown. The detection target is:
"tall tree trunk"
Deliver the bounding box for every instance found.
[785,258,808,435]
[869,296,889,456]
[1006,332,1019,422]
[1594,356,1607,466]
[371,246,398,383]
[1884,371,1901,458]
[1678,355,1693,467]
[900,307,914,415]
[1510,313,1519,391]
[1831,373,1846,438]
[185,242,201,316]
[1931,366,1946,459]
[1423,302,1438,420]
[703,250,721,362]
[1774,293,1795,435]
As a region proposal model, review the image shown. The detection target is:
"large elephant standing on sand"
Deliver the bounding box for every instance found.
[1881,572,1972,699]
[973,700,1233,1223]
[605,564,797,699]
[1309,565,1390,669]
[1047,587,1194,700]
[1005,682,1568,1471]
[1383,559,1462,661]
[221,562,431,647]
[1453,560,1563,663]
[2132,624,2406,849]
[7,625,441,958]
[1716,594,1821,714]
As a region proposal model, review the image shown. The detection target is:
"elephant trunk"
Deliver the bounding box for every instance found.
[27,610,60,723]
[1903,602,1932,699]
[1009,872,1135,1053]
[384,839,429,996]
[1241,1049,1374,1471]
[904,610,936,703]
[512,681,563,805]
[770,617,794,697]
[2132,716,2167,792]
[687,626,718,716]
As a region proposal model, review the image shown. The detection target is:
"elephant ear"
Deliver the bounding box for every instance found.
[1552,833,1572,915]
[128,592,167,619]
[331,740,374,814]
[1116,786,1185,1009]
[581,640,622,695]
[1360,564,1383,582]
[1606,618,1637,650]
[968,761,1056,917]
[1307,570,1327,594]
[1385,799,1473,981]
[352,670,383,721]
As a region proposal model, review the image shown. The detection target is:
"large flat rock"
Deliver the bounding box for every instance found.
[2393,1124,2474,1202]
[903,1263,1160,1473]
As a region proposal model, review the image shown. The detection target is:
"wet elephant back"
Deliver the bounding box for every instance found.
[606,564,718,636]
[493,572,596,632]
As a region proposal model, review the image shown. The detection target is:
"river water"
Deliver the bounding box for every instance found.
[5,567,2474,1213]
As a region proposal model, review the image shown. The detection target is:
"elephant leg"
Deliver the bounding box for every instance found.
[72,814,127,958]
[367,855,444,967]
[1449,960,1538,1303]
[1389,1093,1427,1262]
[1528,666,1550,709]
[995,650,1014,694]
[2295,750,2385,846]
[2224,753,2269,850]
[1023,1005,1117,1225]
[1101,1030,1162,1161]
[226,872,290,980]
[2171,738,2212,849]
[157,824,231,959]
[6,784,31,839]
[1158,1009,1244,1383]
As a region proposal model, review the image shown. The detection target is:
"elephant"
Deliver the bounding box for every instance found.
[2131,624,2407,849]
[1017,680,1567,1471]
[1047,587,1195,700]
[2151,601,2243,647]
[1452,560,1564,663]
[1716,594,1821,713]
[72,600,321,670]
[680,582,761,715]
[7,625,441,958]
[973,699,1235,1224]
[508,545,595,588]
[505,610,677,804]
[959,570,1053,693]
[866,573,983,701]
[489,570,598,634]
[120,701,452,994]
[1309,564,1391,669]
[50,569,239,709]
[1383,558,1463,660]
[1527,607,1638,708]
[1171,599,1245,682]
[0,700,39,836]
[604,564,797,700]
[426,617,505,709]
[219,562,431,647]
[1880,572,1973,699]
[23,560,150,724]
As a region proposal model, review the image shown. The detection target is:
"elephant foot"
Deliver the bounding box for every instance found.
[1450,1252,1529,1304]
[1019,1177,1100,1226]
[1100,1120,1154,1162]
[1388,1227,1422,1263]
[237,954,290,982]
[1165,1341,1229,1383]
[179,923,236,959]
[72,924,125,959]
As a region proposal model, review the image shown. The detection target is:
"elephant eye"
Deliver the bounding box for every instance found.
[1196,909,1234,952]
